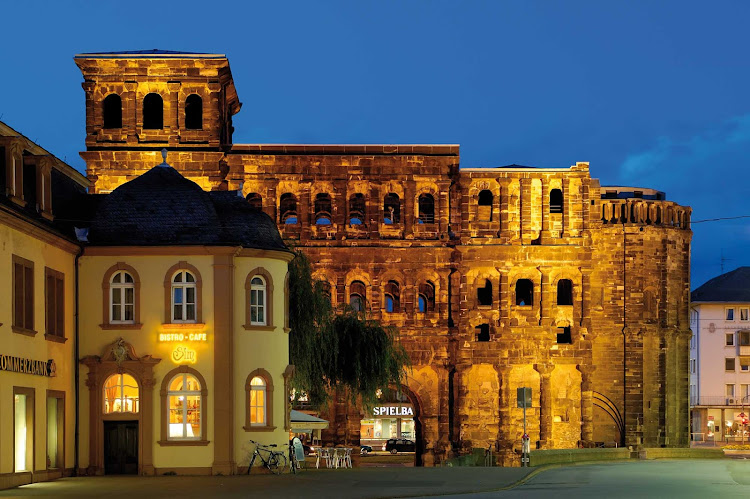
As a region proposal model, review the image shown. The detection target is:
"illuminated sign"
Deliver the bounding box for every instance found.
[171,346,197,364]
[159,333,207,342]
[0,355,56,377]
[373,406,413,417]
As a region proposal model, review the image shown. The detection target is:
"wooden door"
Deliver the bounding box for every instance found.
[104,421,138,474]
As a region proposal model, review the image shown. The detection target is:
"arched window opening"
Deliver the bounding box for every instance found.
[550,189,563,213]
[475,324,490,342]
[516,279,534,306]
[143,93,164,130]
[383,193,400,224]
[167,373,202,439]
[350,280,366,312]
[185,94,203,130]
[279,193,298,224]
[320,281,332,304]
[556,326,572,344]
[655,206,661,224]
[103,374,139,413]
[418,194,435,224]
[246,192,263,211]
[172,270,197,323]
[384,280,400,312]
[110,270,135,323]
[349,193,365,225]
[478,190,493,221]
[557,279,573,306]
[477,279,492,306]
[250,276,266,325]
[103,94,122,129]
[314,193,333,225]
[418,281,436,313]
[249,376,267,426]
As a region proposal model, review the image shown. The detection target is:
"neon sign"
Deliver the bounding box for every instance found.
[160,333,207,342]
[171,346,197,364]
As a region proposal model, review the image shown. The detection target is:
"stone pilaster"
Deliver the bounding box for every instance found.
[534,363,555,448]
[540,178,554,244]
[577,364,595,446]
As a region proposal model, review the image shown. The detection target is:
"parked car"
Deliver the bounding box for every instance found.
[360,445,373,455]
[383,438,416,454]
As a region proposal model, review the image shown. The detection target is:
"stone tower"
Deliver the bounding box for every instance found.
[75,50,240,192]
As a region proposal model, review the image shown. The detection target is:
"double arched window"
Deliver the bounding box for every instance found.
[110,271,135,323]
[280,193,298,224]
[185,94,203,130]
[418,281,435,313]
[349,193,366,225]
[172,270,197,323]
[103,94,122,129]
[143,93,163,129]
[314,193,333,225]
[250,276,266,325]
[103,374,139,413]
[167,373,202,440]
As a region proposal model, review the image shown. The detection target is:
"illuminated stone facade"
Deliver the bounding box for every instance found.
[76,51,693,466]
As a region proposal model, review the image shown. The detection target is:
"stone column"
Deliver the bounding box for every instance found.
[404,180,415,238]
[123,82,138,144]
[540,178,553,244]
[538,266,551,326]
[534,363,555,449]
[496,365,513,451]
[577,365,596,446]
[561,177,571,237]
[520,178,532,244]
[498,179,514,242]
[141,375,156,475]
[335,179,347,240]
[369,184,381,239]
[299,186,311,239]
[579,267,592,331]
[498,268,510,327]
[581,178,590,231]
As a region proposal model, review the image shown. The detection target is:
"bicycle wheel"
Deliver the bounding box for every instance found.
[269,452,287,474]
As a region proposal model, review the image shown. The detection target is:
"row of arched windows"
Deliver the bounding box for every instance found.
[327,279,437,314]
[249,192,437,226]
[475,278,573,307]
[102,368,274,441]
[102,93,203,130]
[475,188,563,222]
[105,264,272,327]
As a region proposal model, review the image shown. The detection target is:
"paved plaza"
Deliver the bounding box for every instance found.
[1,460,749,498]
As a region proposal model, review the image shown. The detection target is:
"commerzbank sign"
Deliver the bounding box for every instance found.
[373,406,414,417]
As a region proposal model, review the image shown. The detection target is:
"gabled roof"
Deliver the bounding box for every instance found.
[691,267,750,303]
[74,49,226,59]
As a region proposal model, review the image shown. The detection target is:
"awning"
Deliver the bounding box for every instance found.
[290,409,329,431]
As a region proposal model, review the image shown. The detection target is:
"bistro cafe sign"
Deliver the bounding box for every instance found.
[0,354,56,377]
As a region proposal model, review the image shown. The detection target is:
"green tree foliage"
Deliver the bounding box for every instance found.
[288,250,410,408]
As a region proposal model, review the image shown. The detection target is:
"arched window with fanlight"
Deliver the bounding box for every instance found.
[279,193,298,224]
[110,271,135,323]
[244,369,274,430]
[384,280,400,312]
[103,374,139,413]
[349,193,366,225]
[143,93,163,129]
[185,94,203,130]
[249,376,267,426]
[350,280,366,312]
[103,94,122,129]
[314,193,333,225]
[172,270,197,323]
[167,373,202,440]
[250,276,266,325]
[418,281,435,313]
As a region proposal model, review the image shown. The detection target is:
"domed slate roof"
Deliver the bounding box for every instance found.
[87,164,286,251]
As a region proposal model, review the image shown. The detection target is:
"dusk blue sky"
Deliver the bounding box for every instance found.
[1,1,748,289]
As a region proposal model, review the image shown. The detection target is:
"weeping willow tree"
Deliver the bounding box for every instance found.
[288,250,410,408]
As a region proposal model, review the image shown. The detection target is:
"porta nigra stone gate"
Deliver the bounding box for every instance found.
[76,51,692,466]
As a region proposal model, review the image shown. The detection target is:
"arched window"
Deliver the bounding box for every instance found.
[103,94,122,129]
[418,194,435,224]
[110,271,135,323]
[384,280,400,312]
[279,193,298,224]
[515,279,534,306]
[557,279,573,305]
[314,193,332,225]
[350,280,366,311]
[349,193,365,225]
[383,193,400,224]
[143,93,163,130]
[550,189,563,213]
[246,192,263,211]
[249,376,267,426]
[185,94,202,130]
[478,190,493,221]
[167,373,202,439]
[477,279,492,306]
[103,374,139,413]
[418,281,435,313]
[172,270,197,323]
[320,281,333,304]
[250,276,266,325]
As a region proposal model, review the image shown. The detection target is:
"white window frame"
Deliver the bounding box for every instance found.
[103,374,139,414]
[110,271,135,324]
[249,376,267,426]
[167,373,201,440]
[741,308,749,321]
[171,270,197,323]
[250,276,266,326]
[726,384,736,398]
[726,308,735,321]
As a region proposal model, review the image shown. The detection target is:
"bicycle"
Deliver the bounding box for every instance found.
[247,440,287,475]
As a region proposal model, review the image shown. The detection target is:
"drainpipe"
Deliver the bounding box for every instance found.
[74,248,82,476]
